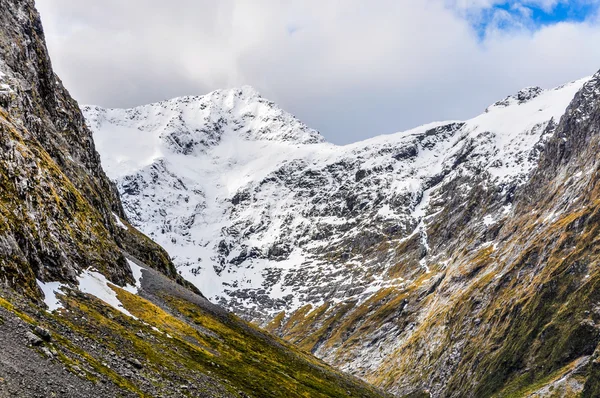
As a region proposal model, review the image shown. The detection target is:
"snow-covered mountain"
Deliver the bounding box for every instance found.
[0,2,391,396]
[85,74,600,396]
[84,79,587,318]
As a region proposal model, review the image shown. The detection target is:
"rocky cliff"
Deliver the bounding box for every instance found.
[0,0,186,293]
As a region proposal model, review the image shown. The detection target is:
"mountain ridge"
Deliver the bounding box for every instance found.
[86,70,600,397]
[86,74,589,316]
[0,1,388,396]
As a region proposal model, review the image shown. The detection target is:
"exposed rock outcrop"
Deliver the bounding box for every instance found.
[0,0,184,294]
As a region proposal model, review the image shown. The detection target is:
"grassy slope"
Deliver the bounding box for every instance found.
[0,264,388,398]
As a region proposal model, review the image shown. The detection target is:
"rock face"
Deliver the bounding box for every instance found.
[0,1,385,397]
[88,71,600,396]
[0,0,182,294]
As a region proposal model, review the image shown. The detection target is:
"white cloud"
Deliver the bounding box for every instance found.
[36,0,600,144]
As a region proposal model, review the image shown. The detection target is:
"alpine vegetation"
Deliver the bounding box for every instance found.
[2,0,600,397]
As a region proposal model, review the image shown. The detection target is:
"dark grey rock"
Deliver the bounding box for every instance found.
[25,331,43,346]
[34,326,51,342]
[128,358,143,370]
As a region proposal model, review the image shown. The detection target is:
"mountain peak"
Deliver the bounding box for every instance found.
[83,88,324,178]
[487,86,544,110]
[162,85,262,107]
[220,84,262,100]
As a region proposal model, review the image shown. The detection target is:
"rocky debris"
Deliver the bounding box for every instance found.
[25,331,43,346]
[0,304,129,398]
[5,263,386,398]
[34,326,51,342]
[128,358,143,369]
[14,257,385,398]
[40,347,54,359]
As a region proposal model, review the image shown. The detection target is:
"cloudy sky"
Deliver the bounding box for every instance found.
[37,0,600,144]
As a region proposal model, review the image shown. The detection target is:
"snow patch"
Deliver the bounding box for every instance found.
[113,212,128,230]
[483,215,496,226]
[77,269,135,318]
[123,259,144,294]
[36,280,66,312]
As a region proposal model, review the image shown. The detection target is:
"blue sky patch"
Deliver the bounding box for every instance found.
[475,1,599,37]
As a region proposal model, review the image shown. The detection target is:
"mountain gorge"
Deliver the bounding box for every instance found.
[0,1,387,397]
[87,72,600,397]
[3,0,600,396]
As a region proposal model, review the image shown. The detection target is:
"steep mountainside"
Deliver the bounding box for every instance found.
[0,0,183,292]
[85,77,585,319]
[88,73,600,396]
[0,1,388,396]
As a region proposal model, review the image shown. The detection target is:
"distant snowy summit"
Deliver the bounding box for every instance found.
[83,86,323,178]
[84,77,590,325]
[488,86,544,109]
